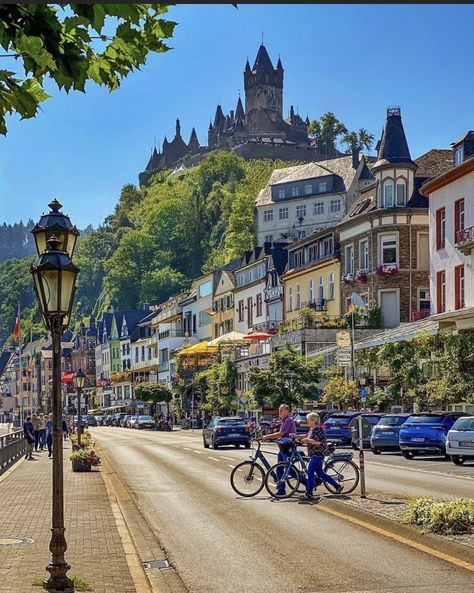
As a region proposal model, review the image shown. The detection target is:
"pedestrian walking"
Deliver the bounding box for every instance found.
[298,412,343,504]
[31,413,42,451]
[261,404,296,497]
[62,418,68,440]
[39,413,47,450]
[23,416,35,460]
[46,413,53,458]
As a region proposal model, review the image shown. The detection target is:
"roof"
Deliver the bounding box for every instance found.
[373,108,416,169]
[0,351,13,376]
[121,310,151,337]
[252,44,274,72]
[414,149,453,178]
[256,156,358,207]
[421,155,474,196]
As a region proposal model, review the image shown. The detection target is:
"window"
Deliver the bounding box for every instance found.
[330,199,341,213]
[199,311,211,326]
[436,271,446,314]
[359,239,369,270]
[263,209,273,222]
[345,245,354,274]
[304,184,312,195]
[238,300,244,322]
[318,276,324,300]
[287,287,293,312]
[383,180,394,207]
[436,207,446,250]
[328,273,335,300]
[318,181,327,192]
[314,201,324,215]
[454,146,464,165]
[291,186,300,197]
[199,280,212,297]
[307,279,314,303]
[247,297,253,328]
[455,265,465,310]
[278,189,285,199]
[264,234,273,243]
[308,244,318,262]
[141,345,145,361]
[256,293,263,317]
[296,204,306,218]
[279,207,289,220]
[296,229,306,239]
[455,199,465,240]
[320,236,333,258]
[418,289,431,313]
[380,234,397,265]
[396,179,406,206]
[295,284,301,310]
[294,249,304,268]
[417,233,429,270]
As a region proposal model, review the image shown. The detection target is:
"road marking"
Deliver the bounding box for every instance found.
[228,465,235,469]
[368,459,474,481]
[317,504,474,573]
[221,456,236,461]
[193,451,203,455]
[208,456,219,461]
[183,447,192,451]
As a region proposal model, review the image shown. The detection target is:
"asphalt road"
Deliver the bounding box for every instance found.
[93,428,474,593]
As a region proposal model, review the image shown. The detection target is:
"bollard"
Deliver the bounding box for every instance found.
[358,414,367,498]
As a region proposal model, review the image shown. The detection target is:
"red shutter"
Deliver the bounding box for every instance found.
[455,265,465,310]
[436,270,446,313]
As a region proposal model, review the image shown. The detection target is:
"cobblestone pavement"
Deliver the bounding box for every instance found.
[0,439,136,593]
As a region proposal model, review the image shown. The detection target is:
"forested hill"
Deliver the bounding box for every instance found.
[0,220,36,263]
[0,152,295,347]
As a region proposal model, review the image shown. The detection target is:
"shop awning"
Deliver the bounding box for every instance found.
[177,341,218,356]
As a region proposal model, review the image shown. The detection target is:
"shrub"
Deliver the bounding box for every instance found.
[402,497,474,534]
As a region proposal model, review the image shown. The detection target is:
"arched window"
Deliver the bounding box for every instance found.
[383,179,394,208]
[396,178,407,206]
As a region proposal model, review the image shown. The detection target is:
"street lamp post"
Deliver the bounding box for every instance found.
[73,369,86,448]
[31,201,79,593]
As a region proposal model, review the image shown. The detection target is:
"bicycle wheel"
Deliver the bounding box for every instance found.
[230,461,266,497]
[264,462,300,499]
[323,459,360,495]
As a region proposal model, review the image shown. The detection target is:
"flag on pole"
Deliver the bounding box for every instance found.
[13,314,20,343]
[347,303,355,314]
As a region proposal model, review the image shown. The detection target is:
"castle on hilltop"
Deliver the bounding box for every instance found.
[138,44,342,186]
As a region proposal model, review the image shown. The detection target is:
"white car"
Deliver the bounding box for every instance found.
[446,416,474,465]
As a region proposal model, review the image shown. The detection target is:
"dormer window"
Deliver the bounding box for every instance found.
[291,186,300,197]
[278,189,285,199]
[454,146,464,165]
[396,179,406,206]
[318,181,327,192]
[383,180,394,208]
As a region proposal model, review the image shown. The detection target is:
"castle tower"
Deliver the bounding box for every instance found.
[244,45,283,132]
[373,107,418,209]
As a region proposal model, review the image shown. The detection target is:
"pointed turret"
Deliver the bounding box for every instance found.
[188,127,200,154]
[234,116,246,133]
[252,44,274,72]
[244,59,251,72]
[213,105,224,128]
[305,115,310,127]
[163,135,169,148]
[209,120,213,131]
[175,118,182,138]
[373,107,417,171]
[276,57,283,71]
[235,96,245,120]
[290,105,295,119]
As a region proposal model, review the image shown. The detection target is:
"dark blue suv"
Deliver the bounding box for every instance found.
[323,412,360,445]
[370,414,410,454]
[399,412,470,459]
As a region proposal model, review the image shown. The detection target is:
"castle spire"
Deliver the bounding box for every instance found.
[373,107,416,171]
[235,96,245,120]
[244,58,251,72]
[175,118,181,138]
[252,44,274,72]
[276,56,283,71]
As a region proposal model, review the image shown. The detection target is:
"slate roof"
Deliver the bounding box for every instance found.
[121,310,151,339]
[414,149,453,178]
[373,108,416,169]
[252,44,274,72]
[256,155,360,207]
[0,351,13,377]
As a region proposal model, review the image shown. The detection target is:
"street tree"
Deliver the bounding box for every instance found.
[308,112,348,158]
[321,367,360,409]
[197,356,237,416]
[0,4,175,134]
[342,128,375,154]
[134,381,173,419]
[248,344,322,409]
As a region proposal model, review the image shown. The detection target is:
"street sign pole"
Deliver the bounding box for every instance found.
[358,414,367,498]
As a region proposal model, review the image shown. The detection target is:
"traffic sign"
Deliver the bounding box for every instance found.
[360,387,367,402]
[336,331,351,348]
[350,416,371,440]
[336,346,352,367]
[136,400,145,408]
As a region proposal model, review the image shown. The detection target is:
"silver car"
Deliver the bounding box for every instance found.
[446,416,474,465]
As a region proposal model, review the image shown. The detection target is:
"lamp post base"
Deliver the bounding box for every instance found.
[43,568,74,593]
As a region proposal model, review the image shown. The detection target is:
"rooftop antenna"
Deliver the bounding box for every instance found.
[261,29,264,45]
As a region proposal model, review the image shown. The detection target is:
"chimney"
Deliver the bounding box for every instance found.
[352,149,360,169]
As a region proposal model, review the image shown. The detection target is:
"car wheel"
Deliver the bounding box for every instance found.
[401,450,415,459]
[351,443,358,450]
[244,443,251,449]
[451,455,465,466]
[372,447,382,455]
[212,437,219,450]
[235,443,240,448]
[203,437,209,449]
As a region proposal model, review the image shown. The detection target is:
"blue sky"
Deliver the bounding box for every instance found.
[1,3,473,228]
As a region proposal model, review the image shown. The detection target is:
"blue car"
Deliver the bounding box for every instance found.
[202,416,251,449]
[370,414,410,454]
[323,412,360,445]
[399,412,470,459]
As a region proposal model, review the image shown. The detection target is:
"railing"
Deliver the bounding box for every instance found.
[158,329,185,340]
[456,226,474,252]
[411,310,431,322]
[252,320,280,332]
[0,430,25,470]
[302,299,327,312]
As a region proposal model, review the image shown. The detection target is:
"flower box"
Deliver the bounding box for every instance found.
[355,270,368,283]
[376,264,399,278]
[341,273,355,285]
[71,457,92,472]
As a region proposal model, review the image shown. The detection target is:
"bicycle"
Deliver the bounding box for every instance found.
[229,440,275,497]
[265,437,360,499]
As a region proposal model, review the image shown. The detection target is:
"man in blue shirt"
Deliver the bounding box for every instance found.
[23,416,35,460]
[262,404,296,496]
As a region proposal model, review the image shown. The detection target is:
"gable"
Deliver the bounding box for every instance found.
[214,271,235,297]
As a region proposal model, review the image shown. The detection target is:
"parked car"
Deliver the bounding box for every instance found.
[294,411,311,434]
[446,416,474,465]
[120,415,131,427]
[95,415,105,426]
[84,415,97,427]
[112,413,128,427]
[323,412,360,445]
[203,417,251,449]
[127,415,139,428]
[399,412,471,459]
[370,414,410,453]
[350,413,386,449]
[103,415,115,426]
[136,415,156,429]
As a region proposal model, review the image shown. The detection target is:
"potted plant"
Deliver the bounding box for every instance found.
[70,449,92,472]
[355,270,368,283]
[341,273,355,285]
[376,264,399,278]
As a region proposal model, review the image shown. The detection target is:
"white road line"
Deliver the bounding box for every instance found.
[228,465,235,469]
[368,460,474,480]
[208,456,219,461]
[221,456,236,461]
[183,447,192,450]
[193,451,203,455]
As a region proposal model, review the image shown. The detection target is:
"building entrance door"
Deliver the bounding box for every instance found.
[379,290,399,328]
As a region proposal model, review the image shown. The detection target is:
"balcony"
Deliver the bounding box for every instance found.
[158,329,185,340]
[252,320,280,332]
[411,310,431,322]
[456,226,474,254]
[302,299,327,312]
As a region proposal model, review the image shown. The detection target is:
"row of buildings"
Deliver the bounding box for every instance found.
[1,108,473,419]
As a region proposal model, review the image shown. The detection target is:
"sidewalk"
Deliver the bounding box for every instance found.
[0,439,136,593]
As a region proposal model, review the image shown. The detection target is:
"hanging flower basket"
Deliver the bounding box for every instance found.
[341,273,355,285]
[376,264,399,278]
[355,270,368,283]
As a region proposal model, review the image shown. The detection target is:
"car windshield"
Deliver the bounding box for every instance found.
[378,416,407,426]
[139,416,152,420]
[451,418,474,431]
[364,416,383,425]
[405,415,444,424]
[295,415,308,421]
[217,418,245,425]
[326,417,352,426]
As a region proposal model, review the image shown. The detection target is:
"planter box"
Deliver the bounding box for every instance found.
[71,458,92,472]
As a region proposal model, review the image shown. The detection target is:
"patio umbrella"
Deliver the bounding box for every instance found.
[176,341,218,356]
[208,331,246,345]
[243,331,274,340]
